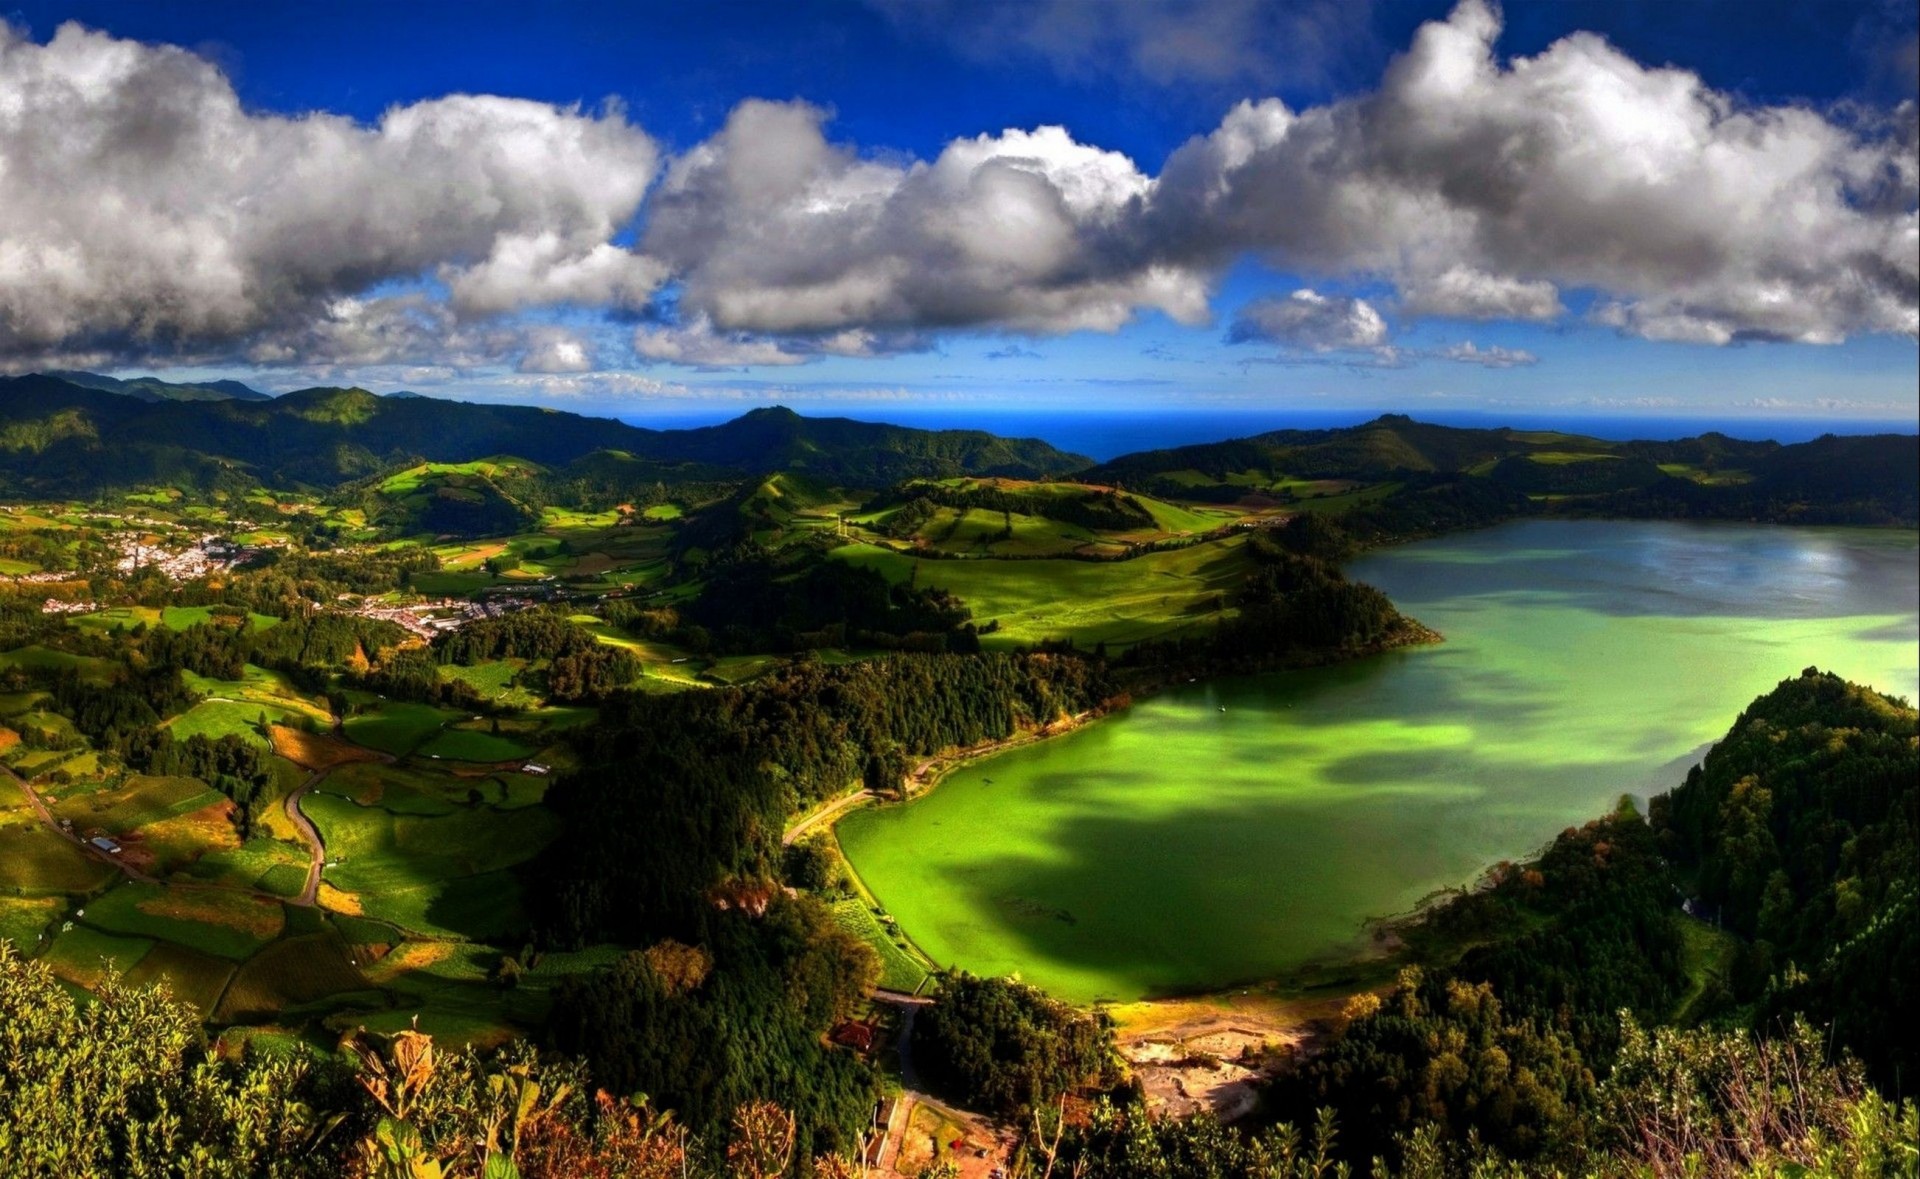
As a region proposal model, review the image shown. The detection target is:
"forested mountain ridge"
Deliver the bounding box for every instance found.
[0,375,1088,493]
[46,370,272,403]
[1081,412,1920,525]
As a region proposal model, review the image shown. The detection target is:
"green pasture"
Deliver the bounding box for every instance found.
[831,537,1251,649]
[830,896,932,994]
[43,923,155,987]
[83,882,284,961]
[0,645,118,681]
[0,895,63,950]
[379,458,543,496]
[307,792,558,938]
[1527,450,1618,465]
[124,941,236,1017]
[1672,917,1741,1024]
[344,702,458,756]
[159,605,281,631]
[181,665,332,723]
[166,699,293,747]
[418,726,535,763]
[176,836,310,896]
[1291,481,1403,514]
[215,932,376,1023]
[1658,462,1756,486]
[0,815,117,894]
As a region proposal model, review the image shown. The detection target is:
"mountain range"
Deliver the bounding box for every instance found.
[0,373,1089,493]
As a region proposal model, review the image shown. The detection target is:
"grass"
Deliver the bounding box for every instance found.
[344,702,459,756]
[417,727,535,763]
[306,793,559,939]
[43,923,155,988]
[0,821,118,894]
[83,882,285,960]
[0,895,63,950]
[831,896,933,994]
[831,536,1252,650]
[176,834,310,895]
[160,605,281,631]
[215,932,375,1022]
[166,699,293,747]
[1671,916,1741,1024]
[266,725,378,772]
[183,665,332,724]
[55,774,225,835]
[124,941,237,1017]
[0,645,117,682]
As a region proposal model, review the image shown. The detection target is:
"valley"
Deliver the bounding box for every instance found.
[0,375,1914,1175]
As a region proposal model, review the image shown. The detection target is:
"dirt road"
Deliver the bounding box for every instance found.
[2,763,158,884]
[783,788,874,846]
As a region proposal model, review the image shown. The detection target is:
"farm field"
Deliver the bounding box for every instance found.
[831,535,1253,649]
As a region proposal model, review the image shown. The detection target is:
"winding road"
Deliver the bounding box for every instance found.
[283,772,329,907]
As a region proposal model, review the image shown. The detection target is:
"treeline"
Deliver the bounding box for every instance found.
[534,652,1113,948]
[432,608,638,701]
[867,482,1157,535]
[0,942,889,1179]
[913,974,1114,1117]
[549,903,879,1167]
[1650,668,1917,1090]
[608,559,977,656]
[1115,523,1413,674]
[1279,808,1685,1162]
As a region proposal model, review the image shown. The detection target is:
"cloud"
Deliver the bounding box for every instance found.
[1229,290,1388,351]
[0,21,660,369]
[641,100,1209,338]
[868,0,1373,90]
[1435,341,1538,367]
[1397,267,1563,322]
[985,344,1042,360]
[1150,0,1918,345]
[631,313,928,369]
[3,3,1914,382]
[518,329,595,373]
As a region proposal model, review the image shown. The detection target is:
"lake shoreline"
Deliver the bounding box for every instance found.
[816,612,1445,1009]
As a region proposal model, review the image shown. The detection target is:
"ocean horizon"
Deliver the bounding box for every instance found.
[611,406,1920,463]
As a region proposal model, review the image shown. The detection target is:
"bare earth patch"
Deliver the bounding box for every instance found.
[268,725,379,771]
[1106,990,1355,1122]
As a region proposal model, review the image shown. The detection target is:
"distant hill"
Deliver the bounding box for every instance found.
[45,370,271,403]
[0,375,1088,496]
[1079,413,1918,526]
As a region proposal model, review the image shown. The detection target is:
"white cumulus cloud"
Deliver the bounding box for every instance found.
[0,21,661,368]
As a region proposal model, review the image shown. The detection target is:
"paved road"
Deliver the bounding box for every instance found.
[284,773,328,907]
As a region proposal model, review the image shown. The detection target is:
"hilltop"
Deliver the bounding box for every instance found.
[1082,413,1919,527]
[0,376,1089,495]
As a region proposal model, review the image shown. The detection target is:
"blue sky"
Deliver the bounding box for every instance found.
[2,0,1915,428]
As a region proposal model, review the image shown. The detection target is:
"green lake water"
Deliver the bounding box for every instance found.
[836,520,1920,1003]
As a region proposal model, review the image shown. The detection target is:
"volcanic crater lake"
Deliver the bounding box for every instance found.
[835,520,1920,1003]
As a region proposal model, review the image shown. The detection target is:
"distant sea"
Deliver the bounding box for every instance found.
[614,406,1918,463]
